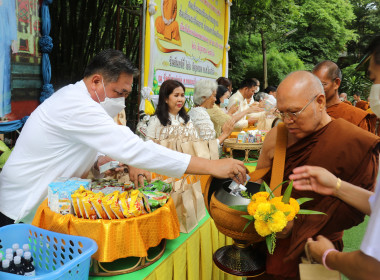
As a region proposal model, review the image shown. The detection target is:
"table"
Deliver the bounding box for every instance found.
[223,138,263,163]
[89,213,240,280]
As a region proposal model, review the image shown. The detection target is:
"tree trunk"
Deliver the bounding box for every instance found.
[260,29,268,88]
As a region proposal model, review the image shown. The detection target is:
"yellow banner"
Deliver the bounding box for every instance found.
[151,0,226,95]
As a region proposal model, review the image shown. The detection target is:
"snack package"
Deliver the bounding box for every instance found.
[118,191,131,218]
[108,191,125,219]
[143,180,172,193]
[90,192,108,219]
[101,192,118,219]
[142,191,170,209]
[81,192,97,220]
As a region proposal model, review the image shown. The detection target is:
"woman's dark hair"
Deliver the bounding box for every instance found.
[215,85,229,105]
[216,77,232,88]
[264,86,277,94]
[155,80,189,126]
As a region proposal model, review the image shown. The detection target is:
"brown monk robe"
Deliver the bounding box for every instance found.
[327,101,373,132]
[356,100,370,111]
[155,0,180,41]
[261,118,380,279]
[255,70,380,280]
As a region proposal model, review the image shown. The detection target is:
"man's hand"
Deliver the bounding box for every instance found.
[248,104,264,113]
[128,165,151,188]
[307,235,335,264]
[227,104,239,115]
[289,166,338,196]
[211,158,247,184]
[95,156,122,176]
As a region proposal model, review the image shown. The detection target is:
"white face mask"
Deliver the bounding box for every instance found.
[220,98,229,108]
[95,79,126,118]
[255,87,260,93]
[368,84,380,117]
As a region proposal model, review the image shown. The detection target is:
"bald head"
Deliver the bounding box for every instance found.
[313,61,342,81]
[277,71,324,100]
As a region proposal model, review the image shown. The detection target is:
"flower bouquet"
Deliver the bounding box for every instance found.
[230,181,324,254]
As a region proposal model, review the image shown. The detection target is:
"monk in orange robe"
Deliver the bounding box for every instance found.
[353,93,370,110]
[155,0,180,41]
[313,61,373,132]
[256,71,380,279]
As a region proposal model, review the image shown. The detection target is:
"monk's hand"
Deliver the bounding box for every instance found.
[211,158,247,185]
[277,220,294,239]
[289,166,339,196]
[306,235,335,264]
[128,165,151,188]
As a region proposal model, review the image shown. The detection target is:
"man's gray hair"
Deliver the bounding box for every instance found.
[193,79,218,106]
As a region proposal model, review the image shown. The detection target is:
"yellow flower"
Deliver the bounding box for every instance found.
[247,201,258,216]
[254,220,271,237]
[268,211,287,233]
[254,202,272,221]
[252,192,270,201]
[289,198,300,214]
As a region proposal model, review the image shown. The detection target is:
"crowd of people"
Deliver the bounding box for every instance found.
[0,32,380,280]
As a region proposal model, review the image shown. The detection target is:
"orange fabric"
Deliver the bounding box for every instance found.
[343,100,352,105]
[327,101,372,132]
[356,100,369,111]
[155,0,179,41]
[32,198,180,262]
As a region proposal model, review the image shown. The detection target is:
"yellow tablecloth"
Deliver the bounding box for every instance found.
[32,198,180,262]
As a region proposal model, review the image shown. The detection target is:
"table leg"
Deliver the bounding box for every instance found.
[245,149,249,163]
[230,148,234,159]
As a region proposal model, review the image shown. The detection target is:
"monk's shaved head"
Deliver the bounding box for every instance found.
[312,61,342,81]
[277,71,324,100]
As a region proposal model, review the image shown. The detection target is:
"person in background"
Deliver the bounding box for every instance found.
[228,78,264,130]
[188,79,235,144]
[216,76,233,92]
[313,61,373,132]
[353,92,370,110]
[264,86,277,99]
[208,85,262,137]
[146,79,198,140]
[255,70,379,279]
[247,78,261,105]
[0,50,247,227]
[339,92,352,105]
[288,36,380,280]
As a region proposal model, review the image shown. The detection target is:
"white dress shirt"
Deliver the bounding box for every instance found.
[0,80,191,223]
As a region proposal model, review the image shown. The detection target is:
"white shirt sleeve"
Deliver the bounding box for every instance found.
[61,104,191,178]
[360,184,380,261]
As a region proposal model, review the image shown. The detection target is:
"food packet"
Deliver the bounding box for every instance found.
[101,192,118,219]
[72,186,88,218]
[108,191,124,219]
[81,192,97,220]
[118,191,132,218]
[143,180,172,193]
[90,192,108,219]
[127,190,143,217]
[141,191,169,208]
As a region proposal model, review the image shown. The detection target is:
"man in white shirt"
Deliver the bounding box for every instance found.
[289,36,380,280]
[227,78,264,130]
[0,49,246,226]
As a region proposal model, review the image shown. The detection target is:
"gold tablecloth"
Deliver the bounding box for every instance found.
[32,198,180,262]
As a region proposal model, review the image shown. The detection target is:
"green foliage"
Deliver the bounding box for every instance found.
[341,63,372,99]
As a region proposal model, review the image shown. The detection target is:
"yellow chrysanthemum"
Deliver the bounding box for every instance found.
[247,201,258,216]
[254,219,271,237]
[254,202,272,221]
[252,192,270,201]
[289,198,300,214]
[267,211,287,233]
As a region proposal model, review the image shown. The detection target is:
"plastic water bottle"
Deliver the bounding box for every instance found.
[5,253,14,267]
[23,251,35,276]
[22,244,30,253]
[15,249,24,264]
[12,243,19,256]
[5,248,13,256]
[2,259,10,273]
[13,256,25,275]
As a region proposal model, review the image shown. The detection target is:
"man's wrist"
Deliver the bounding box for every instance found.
[322,248,338,270]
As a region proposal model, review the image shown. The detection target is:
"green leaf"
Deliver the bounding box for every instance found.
[229,205,248,212]
[296,197,313,205]
[263,181,275,199]
[259,182,266,192]
[266,235,272,254]
[271,180,289,196]
[0,141,10,153]
[241,215,255,221]
[298,209,326,215]
[242,220,254,232]
[282,181,293,204]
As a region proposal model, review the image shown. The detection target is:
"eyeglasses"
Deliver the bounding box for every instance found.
[278,95,318,120]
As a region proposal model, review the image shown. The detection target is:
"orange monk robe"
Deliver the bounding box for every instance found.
[343,100,352,105]
[155,0,180,41]
[327,101,373,132]
[262,118,380,279]
[356,100,369,111]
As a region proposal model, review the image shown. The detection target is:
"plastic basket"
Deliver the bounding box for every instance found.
[0,224,97,279]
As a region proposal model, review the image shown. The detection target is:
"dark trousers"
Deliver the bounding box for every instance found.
[0,212,15,227]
